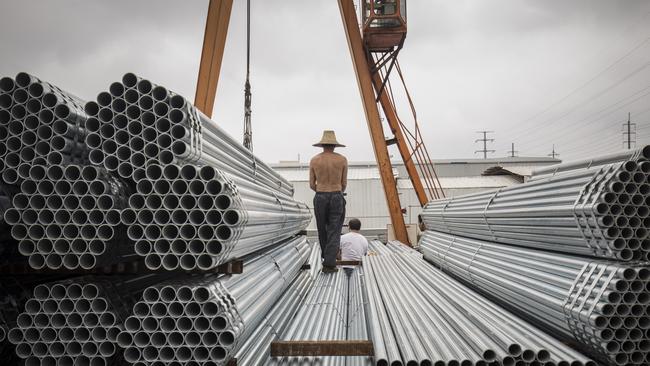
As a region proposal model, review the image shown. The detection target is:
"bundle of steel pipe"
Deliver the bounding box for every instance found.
[0,73,89,187]
[3,165,132,270]
[118,236,310,366]
[84,72,293,196]
[420,231,650,366]
[421,147,650,260]
[7,274,165,366]
[0,276,72,363]
[80,73,310,270]
[234,271,313,365]
[269,270,350,366]
[122,163,311,270]
[531,146,650,179]
[346,268,373,366]
[365,242,595,366]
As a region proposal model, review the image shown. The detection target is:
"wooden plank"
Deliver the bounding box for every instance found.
[336,260,361,266]
[271,340,374,357]
[194,0,233,118]
[337,0,410,245]
[0,259,243,275]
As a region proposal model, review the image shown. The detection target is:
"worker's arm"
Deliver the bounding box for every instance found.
[309,163,317,192]
[341,158,348,192]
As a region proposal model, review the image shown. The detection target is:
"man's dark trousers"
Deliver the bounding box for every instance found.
[313,191,346,268]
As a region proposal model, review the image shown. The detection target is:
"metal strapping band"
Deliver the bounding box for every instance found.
[483,189,501,241]
[440,235,455,272]
[440,200,451,228]
[572,167,607,255]
[586,266,616,321]
[563,263,594,319]
[467,241,484,285]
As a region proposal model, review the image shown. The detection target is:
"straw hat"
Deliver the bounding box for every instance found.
[313,130,345,147]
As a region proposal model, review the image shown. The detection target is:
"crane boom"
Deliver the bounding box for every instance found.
[194,0,233,117]
[337,0,411,244]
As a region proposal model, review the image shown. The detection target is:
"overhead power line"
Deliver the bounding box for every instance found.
[509,37,650,138]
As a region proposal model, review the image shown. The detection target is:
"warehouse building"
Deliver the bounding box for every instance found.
[272,156,561,234]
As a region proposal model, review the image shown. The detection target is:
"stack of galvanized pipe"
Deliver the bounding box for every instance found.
[1,72,310,271]
[422,146,650,261]
[3,165,130,270]
[269,270,364,366]
[7,275,165,366]
[366,241,595,366]
[0,71,313,366]
[118,236,309,365]
[234,271,313,365]
[420,147,650,366]
[83,73,311,270]
[0,73,89,188]
[0,277,55,363]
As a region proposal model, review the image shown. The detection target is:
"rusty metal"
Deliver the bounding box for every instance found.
[194,0,233,117]
[338,0,410,245]
[270,340,374,357]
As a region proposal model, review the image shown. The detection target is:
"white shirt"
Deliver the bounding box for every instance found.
[340,232,369,265]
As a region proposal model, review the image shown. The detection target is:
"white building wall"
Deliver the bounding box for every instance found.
[276,158,560,231]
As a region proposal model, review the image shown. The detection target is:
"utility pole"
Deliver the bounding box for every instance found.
[548,144,560,159]
[622,112,636,150]
[474,131,495,159]
[507,143,518,158]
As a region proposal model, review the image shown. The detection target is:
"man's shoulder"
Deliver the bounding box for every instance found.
[333,152,347,161]
[309,153,324,163]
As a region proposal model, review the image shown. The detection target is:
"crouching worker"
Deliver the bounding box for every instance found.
[339,218,369,276]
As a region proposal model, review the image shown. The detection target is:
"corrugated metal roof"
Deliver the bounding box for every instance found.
[482,165,536,177]
[397,175,520,189]
[275,167,397,181]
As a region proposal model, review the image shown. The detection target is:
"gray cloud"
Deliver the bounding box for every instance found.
[1,0,649,164]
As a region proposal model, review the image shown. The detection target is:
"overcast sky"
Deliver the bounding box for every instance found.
[1,0,649,164]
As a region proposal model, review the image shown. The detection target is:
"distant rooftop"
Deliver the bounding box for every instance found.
[273,156,562,180]
[273,156,561,168]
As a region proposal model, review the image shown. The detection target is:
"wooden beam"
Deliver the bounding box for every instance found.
[336,260,361,266]
[194,0,233,118]
[271,340,374,357]
[337,0,410,245]
[0,259,243,275]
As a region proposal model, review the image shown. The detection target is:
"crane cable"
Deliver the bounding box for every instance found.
[243,0,253,151]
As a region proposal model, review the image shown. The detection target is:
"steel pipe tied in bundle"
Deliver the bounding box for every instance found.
[8,274,166,366]
[421,231,650,366]
[270,270,351,366]
[0,72,89,187]
[84,73,293,195]
[4,165,131,270]
[118,236,310,366]
[234,271,313,365]
[366,241,594,366]
[421,146,650,260]
[124,164,311,271]
[85,73,311,269]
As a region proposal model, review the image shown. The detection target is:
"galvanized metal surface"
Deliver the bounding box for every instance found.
[1,72,311,271]
[422,146,650,261]
[366,241,595,366]
[7,274,166,366]
[420,231,650,366]
[118,237,309,366]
